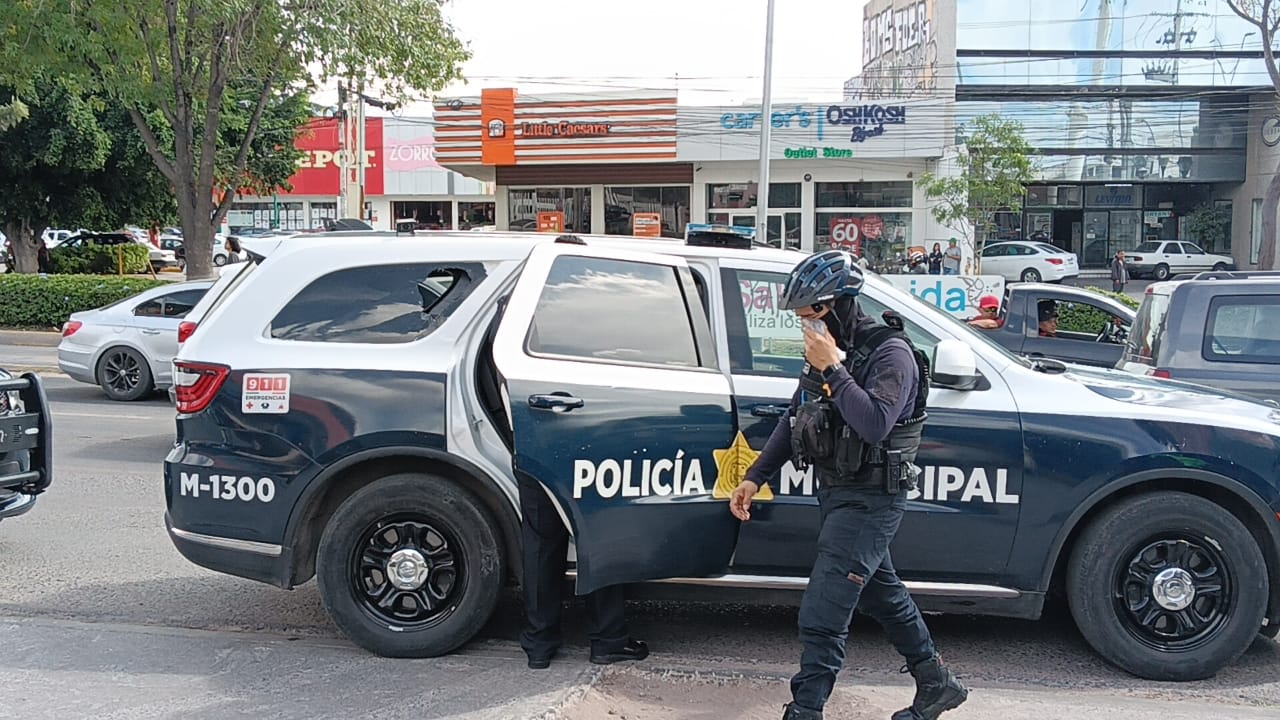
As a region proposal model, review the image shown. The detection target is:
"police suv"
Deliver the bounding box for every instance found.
[164,230,1280,682]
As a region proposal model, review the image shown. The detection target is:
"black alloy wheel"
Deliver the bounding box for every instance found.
[98,346,153,401]
[316,473,504,658]
[1113,536,1231,653]
[1067,491,1267,681]
[349,515,463,629]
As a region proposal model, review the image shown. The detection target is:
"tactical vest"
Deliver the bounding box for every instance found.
[791,319,928,491]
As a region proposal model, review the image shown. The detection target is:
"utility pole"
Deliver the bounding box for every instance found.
[755,0,777,246]
[356,78,367,223]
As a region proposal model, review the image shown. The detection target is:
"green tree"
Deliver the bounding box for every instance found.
[1186,203,1231,254]
[0,98,27,130]
[1226,1,1278,269]
[919,114,1037,273]
[0,82,113,273]
[0,0,470,279]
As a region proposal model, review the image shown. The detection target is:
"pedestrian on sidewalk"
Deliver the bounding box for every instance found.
[942,238,962,276]
[1110,250,1128,294]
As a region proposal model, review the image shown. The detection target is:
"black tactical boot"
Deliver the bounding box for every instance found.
[890,654,968,720]
[781,701,823,720]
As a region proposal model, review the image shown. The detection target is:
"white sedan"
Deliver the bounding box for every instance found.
[57,280,214,401]
[980,240,1081,283]
[1125,240,1235,280]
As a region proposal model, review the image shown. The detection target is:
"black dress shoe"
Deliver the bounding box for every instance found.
[528,656,552,670]
[589,639,649,665]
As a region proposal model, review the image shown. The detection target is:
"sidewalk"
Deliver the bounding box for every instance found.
[0,329,61,348]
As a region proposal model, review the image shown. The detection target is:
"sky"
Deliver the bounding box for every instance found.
[315,0,867,114]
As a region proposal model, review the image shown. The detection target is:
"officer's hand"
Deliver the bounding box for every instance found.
[729,480,760,522]
[803,324,841,370]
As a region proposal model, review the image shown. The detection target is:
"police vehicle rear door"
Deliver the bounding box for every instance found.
[492,242,741,595]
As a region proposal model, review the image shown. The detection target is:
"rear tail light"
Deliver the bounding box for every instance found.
[177,321,198,343]
[62,320,82,337]
[1045,257,1064,265]
[173,361,229,414]
[1153,369,1172,379]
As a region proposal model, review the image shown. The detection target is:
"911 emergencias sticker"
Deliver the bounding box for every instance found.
[242,373,291,414]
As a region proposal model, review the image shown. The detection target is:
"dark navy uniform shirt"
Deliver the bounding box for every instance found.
[744,312,919,487]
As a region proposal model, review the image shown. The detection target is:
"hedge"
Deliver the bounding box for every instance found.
[0,274,170,328]
[1058,286,1141,335]
[49,243,151,275]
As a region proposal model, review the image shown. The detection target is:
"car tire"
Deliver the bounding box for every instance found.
[1067,491,1268,681]
[213,254,227,267]
[316,472,504,658]
[96,346,154,402]
[1020,268,1042,283]
[1153,263,1171,281]
[1213,262,1228,272]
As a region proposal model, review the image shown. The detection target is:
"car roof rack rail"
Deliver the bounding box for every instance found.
[1190,270,1280,281]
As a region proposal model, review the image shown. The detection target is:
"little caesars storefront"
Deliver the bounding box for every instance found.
[677,98,953,261]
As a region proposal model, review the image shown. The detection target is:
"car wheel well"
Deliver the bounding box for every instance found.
[289,454,521,589]
[1047,477,1280,629]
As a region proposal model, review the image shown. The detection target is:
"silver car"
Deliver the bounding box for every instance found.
[57,280,214,401]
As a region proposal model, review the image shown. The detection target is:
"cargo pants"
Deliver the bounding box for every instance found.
[790,483,938,711]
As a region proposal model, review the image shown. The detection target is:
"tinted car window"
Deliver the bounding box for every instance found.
[1203,295,1280,365]
[720,268,805,377]
[528,256,702,368]
[270,263,484,343]
[982,245,1008,257]
[1134,241,1162,254]
[1126,291,1172,364]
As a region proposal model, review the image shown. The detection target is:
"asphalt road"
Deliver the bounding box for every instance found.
[0,375,1277,718]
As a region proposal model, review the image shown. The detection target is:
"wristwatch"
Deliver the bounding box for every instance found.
[821,363,842,381]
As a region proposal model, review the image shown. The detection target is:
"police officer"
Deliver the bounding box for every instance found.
[517,472,649,669]
[729,251,968,720]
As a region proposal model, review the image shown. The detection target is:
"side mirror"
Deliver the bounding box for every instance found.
[932,338,982,391]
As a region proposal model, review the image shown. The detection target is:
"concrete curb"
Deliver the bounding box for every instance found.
[0,329,61,347]
[1,366,65,377]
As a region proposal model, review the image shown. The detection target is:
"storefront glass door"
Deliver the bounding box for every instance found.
[709,211,801,250]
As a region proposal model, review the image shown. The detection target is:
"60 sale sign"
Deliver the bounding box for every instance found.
[828,217,862,255]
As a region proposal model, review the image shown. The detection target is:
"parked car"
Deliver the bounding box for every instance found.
[979,240,1081,283]
[1125,241,1235,281]
[162,230,1280,682]
[54,232,178,272]
[57,280,215,401]
[0,369,52,524]
[977,283,1136,368]
[1118,270,1280,404]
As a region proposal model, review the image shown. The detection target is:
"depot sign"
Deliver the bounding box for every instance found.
[284,118,385,196]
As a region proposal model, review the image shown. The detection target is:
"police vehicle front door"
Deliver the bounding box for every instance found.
[716,262,1024,583]
[492,242,742,595]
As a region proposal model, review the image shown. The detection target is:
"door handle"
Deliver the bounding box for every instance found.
[141,329,162,335]
[750,404,788,417]
[528,393,585,411]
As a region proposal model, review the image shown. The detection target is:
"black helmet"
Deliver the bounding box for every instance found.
[778,250,865,310]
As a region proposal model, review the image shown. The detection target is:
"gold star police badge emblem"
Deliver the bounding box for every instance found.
[712,431,774,500]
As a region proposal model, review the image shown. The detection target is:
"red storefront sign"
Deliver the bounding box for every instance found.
[285,118,385,196]
[828,216,862,255]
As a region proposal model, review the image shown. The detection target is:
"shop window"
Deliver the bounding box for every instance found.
[706,210,801,250]
[604,186,691,238]
[229,201,306,231]
[816,182,912,208]
[392,201,453,230]
[459,202,496,230]
[310,202,338,230]
[1026,185,1082,208]
[707,182,800,210]
[508,188,591,233]
[814,211,912,266]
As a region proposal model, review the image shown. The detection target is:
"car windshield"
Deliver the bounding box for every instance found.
[865,277,1032,368]
[1134,241,1162,253]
